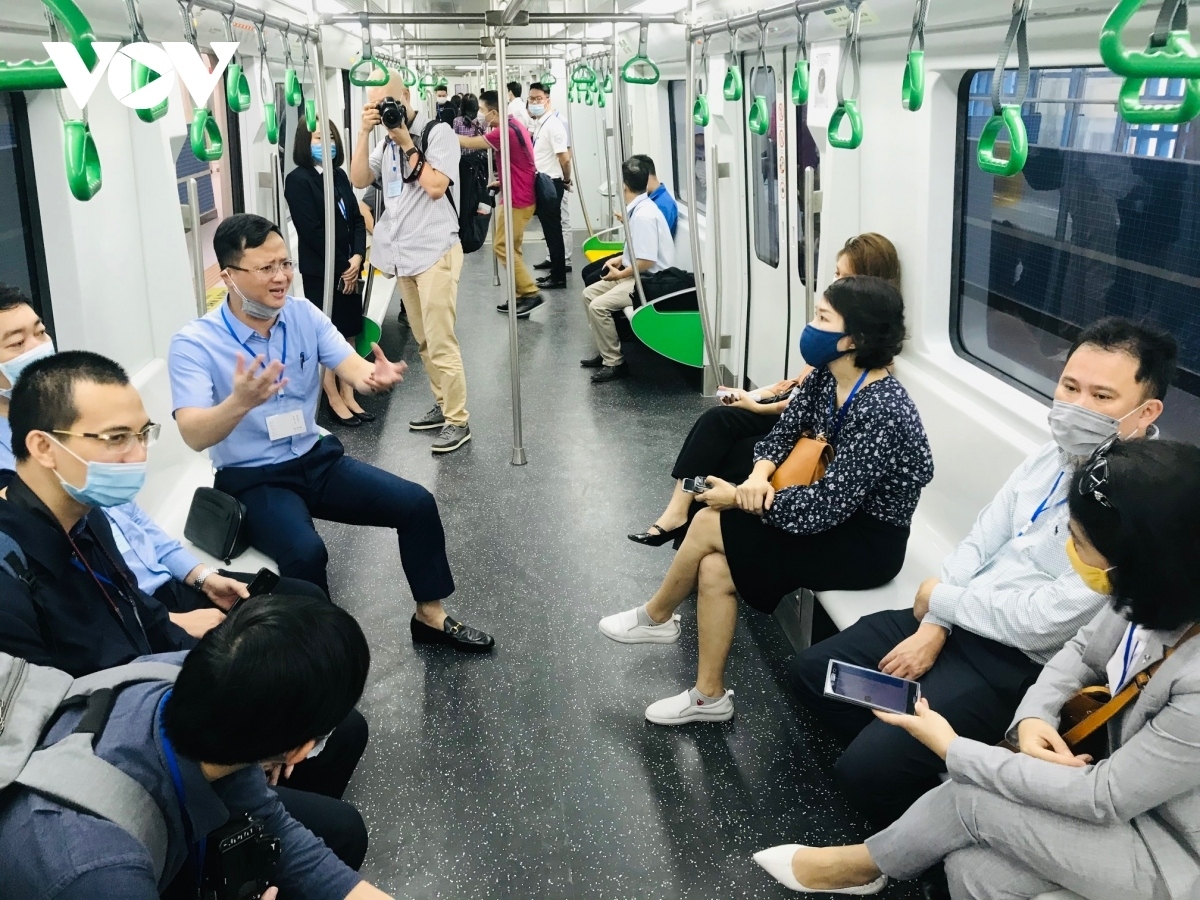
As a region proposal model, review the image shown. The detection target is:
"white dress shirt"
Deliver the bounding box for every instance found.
[622,193,674,274]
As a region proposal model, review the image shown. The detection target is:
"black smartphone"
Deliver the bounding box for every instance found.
[245,568,281,598]
[681,476,709,494]
[823,660,920,715]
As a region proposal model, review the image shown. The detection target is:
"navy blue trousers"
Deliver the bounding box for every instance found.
[214,436,455,604]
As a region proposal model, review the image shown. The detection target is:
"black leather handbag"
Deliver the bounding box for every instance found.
[184,488,250,563]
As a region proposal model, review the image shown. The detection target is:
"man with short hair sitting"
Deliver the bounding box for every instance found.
[630,154,678,236]
[0,594,394,900]
[579,157,674,384]
[169,214,493,652]
[788,317,1178,825]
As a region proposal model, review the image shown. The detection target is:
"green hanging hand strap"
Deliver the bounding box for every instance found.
[572,62,598,86]
[1101,0,1200,79]
[596,84,607,107]
[279,24,302,105]
[791,14,810,105]
[303,97,317,131]
[118,0,169,123]
[221,6,251,113]
[829,4,864,149]
[0,0,98,92]
[724,64,744,101]
[903,0,930,111]
[694,38,711,126]
[62,118,102,201]
[1117,75,1200,121]
[190,107,223,161]
[622,21,661,85]
[252,23,277,144]
[601,73,614,93]
[541,68,557,87]
[977,0,1030,176]
[747,20,771,135]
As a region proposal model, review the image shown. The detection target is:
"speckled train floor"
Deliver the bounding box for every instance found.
[316,236,927,899]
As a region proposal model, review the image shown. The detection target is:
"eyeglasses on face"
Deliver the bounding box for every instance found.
[1078,434,1118,508]
[228,260,296,278]
[53,422,161,452]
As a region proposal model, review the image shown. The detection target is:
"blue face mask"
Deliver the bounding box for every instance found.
[0,338,55,399]
[799,323,849,368]
[528,103,545,117]
[311,143,336,163]
[50,435,147,508]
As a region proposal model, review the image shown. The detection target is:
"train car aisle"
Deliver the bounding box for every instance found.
[310,239,921,899]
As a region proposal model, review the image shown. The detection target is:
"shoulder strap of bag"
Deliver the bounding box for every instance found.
[420,119,459,219]
[1062,621,1200,749]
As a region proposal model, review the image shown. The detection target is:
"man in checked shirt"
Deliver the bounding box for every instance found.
[788,316,1178,825]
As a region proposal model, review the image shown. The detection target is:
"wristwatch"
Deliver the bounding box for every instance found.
[192,567,215,591]
[404,146,420,159]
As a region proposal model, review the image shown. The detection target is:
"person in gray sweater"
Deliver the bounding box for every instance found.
[754,438,1200,900]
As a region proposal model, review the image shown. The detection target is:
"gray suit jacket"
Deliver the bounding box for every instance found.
[943,605,1200,900]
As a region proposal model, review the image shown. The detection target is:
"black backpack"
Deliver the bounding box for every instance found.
[420,120,492,254]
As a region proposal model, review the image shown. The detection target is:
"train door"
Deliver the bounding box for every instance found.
[741,48,790,389]
[785,48,821,369]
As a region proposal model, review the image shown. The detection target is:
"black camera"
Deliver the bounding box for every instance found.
[376,98,407,130]
[201,813,281,900]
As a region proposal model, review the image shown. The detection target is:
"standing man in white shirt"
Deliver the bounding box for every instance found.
[506,81,533,130]
[579,158,673,384]
[526,83,571,291]
[350,72,472,454]
[787,317,1178,825]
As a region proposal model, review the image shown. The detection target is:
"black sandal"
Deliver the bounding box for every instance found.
[628,522,688,547]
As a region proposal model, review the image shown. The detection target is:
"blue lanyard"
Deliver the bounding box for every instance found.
[1017,471,1067,537]
[158,690,207,891]
[827,370,870,439]
[221,306,287,374]
[1118,624,1138,690]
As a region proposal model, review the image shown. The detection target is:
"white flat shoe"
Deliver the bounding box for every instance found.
[645,688,734,725]
[753,845,887,894]
[599,606,680,644]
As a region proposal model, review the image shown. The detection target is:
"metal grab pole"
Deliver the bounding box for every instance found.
[313,36,336,320]
[611,23,649,313]
[185,177,207,315]
[684,33,722,395]
[803,165,820,321]
[484,53,501,286]
[496,34,527,465]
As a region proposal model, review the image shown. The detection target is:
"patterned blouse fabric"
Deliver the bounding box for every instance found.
[753,366,934,535]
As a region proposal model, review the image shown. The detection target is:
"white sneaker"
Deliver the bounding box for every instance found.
[598,607,680,644]
[753,845,887,894]
[645,688,734,725]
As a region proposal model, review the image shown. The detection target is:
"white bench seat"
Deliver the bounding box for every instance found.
[132,359,277,574]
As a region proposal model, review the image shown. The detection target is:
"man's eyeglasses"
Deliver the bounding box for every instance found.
[228,260,295,278]
[1077,434,1118,508]
[53,423,161,452]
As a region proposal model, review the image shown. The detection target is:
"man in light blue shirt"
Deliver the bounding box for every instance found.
[169,215,493,652]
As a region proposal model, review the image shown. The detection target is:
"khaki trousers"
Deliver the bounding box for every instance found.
[493,204,538,298]
[396,244,468,426]
[581,278,635,367]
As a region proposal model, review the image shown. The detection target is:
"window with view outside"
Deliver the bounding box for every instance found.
[667,79,706,213]
[956,67,1200,443]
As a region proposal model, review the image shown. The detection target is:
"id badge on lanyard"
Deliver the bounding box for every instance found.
[387,143,404,198]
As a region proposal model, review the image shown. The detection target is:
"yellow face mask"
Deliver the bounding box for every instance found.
[1066,536,1114,595]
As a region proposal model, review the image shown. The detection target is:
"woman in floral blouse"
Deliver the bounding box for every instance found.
[600,275,935,725]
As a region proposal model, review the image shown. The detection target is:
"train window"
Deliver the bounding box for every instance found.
[667,80,706,213]
[750,66,779,268]
[954,66,1200,441]
[0,93,52,331]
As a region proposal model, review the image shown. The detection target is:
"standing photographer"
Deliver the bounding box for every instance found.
[349,72,471,455]
[0,595,395,900]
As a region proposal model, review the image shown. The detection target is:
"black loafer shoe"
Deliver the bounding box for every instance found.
[411,615,494,652]
[580,354,604,368]
[591,362,630,383]
[536,277,568,289]
[533,258,553,270]
[352,410,376,423]
[515,295,545,318]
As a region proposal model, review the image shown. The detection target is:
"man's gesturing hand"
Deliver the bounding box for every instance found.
[364,343,408,392]
[231,354,287,411]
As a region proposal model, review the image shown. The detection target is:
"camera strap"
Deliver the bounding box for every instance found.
[158,690,208,895]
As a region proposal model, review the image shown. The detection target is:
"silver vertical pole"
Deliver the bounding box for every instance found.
[611,25,649,312]
[496,33,527,465]
[313,36,337,319]
[803,165,818,321]
[186,177,207,316]
[684,32,721,394]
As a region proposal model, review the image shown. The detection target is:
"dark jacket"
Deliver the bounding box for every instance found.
[0,476,194,678]
[284,165,367,279]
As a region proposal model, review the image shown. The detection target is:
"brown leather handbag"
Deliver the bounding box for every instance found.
[770,433,834,491]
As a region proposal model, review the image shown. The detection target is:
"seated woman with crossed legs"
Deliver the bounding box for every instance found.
[755,438,1200,899]
[601,276,934,725]
[630,233,903,547]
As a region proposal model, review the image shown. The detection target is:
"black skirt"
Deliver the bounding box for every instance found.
[302,273,363,341]
[721,507,909,614]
